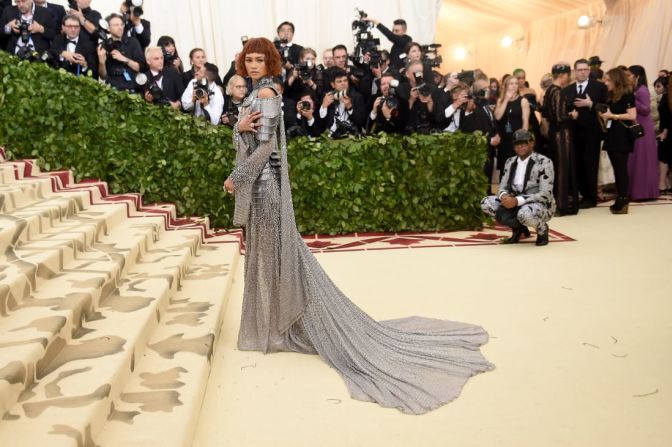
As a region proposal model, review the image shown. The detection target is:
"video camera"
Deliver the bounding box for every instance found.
[421,44,443,68]
[124,0,144,17]
[350,8,380,67]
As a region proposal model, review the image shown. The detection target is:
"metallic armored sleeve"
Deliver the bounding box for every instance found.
[250,95,282,142]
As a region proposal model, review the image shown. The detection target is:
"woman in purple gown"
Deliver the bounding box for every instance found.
[626,66,660,201]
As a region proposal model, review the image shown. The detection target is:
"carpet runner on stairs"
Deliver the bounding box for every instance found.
[0,152,240,447]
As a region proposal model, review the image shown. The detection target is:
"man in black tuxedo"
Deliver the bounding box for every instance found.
[0,0,10,51]
[97,13,144,92]
[276,21,303,66]
[2,0,57,54]
[141,46,183,108]
[364,17,412,70]
[65,0,102,49]
[564,58,608,208]
[316,69,367,137]
[50,14,96,77]
[368,73,408,134]
[289,91,322,138]
[34,0,64,29]
[121,0,150,50]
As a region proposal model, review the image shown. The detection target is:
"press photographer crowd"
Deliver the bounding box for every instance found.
[2,1,671,233]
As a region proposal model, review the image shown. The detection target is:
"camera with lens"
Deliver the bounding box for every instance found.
[241,35,248,46]
[124,0,143,17]
[273,37,291,65]
[413,72,432,97]
[18,19,31,44]
[332,119,360,139]
[162,46,176,67]
[331,89,349,102]
[456,70,475,86]
[224,106,239,126]
[135,73,169,105]
[299,100,312,111]
[95,19,122,54]
[466,88,489,108]
[297,60,315,81]
[379,79,400,111]
[67,0,78,10]
[421,44,443,69]
[193,78,212,100]
[16,46,53,64]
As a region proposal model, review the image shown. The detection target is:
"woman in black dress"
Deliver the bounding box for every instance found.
[654,76,671,192]
[600,68,637,214]
[542,63,577,215]
[495,75,531,177]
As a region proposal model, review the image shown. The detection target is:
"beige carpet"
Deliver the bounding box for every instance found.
[194,203,672,447]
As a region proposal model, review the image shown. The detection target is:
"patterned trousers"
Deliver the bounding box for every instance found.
[480,196,553,234]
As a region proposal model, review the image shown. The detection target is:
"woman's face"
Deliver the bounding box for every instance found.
[515,72,526,87]
[301,52,316,64]
[507,77,519,93]
[163,42,176,55]
[625,70,636,87]
[245,52,268,81]
[604,74,613,92]
[408,45,422,62]
[191,50,206,69]
[231,79,247,100]
[490,81,499,91]
[654,82,664,95]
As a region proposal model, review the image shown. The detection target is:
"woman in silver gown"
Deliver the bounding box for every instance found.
[223,38,494,415]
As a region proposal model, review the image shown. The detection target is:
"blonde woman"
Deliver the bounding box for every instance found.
[494,75,530,176]
[221,75,248,127]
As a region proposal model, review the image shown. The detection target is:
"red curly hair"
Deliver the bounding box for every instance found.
[235,37,282,77]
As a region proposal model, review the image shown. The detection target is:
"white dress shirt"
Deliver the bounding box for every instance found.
[181,81,224,125]
[499,156,530,206]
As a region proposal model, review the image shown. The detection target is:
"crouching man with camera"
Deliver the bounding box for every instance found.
[480,129,556,246]
[140,46,182,109]
[97,13,144,92]
[181,62,224,125]
[317,68,367,138]
[368,73,408,134]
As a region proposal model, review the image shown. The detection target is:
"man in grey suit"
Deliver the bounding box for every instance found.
[481,129,556,246]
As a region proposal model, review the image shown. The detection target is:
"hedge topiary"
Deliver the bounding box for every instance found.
[0,51,488,234]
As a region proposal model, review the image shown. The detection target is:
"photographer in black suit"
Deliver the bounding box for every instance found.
[34,0,64,29]
[96,13,144,92]
[288,90,322,138]
[65,0,102,49]
[2,0,57,55]
[50,14,96,77]
[141,46,183,109]
[0,0,11,51]
[564,58,608,208]
[275,21,303,67]
[363,16,412,70]
[368,72,408,134]
[120,0,150,50]
[317,68,367,137]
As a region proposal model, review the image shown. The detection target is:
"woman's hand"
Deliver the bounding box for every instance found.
[237,111,262,133]
[223,178,234,194]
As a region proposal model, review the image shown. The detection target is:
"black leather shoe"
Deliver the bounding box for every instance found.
[579,200,597,209]
[535,231,549,246]
[502,226,530,244]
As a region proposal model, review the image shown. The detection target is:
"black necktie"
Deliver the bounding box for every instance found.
[578,84,584,96]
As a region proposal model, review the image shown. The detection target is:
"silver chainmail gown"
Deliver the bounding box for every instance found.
[227,77,494,415]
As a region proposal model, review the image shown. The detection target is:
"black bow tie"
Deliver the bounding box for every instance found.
[67,39,77,46]
[151,71,163,82]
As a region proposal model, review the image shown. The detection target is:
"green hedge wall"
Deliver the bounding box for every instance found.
[0,51,488,234]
